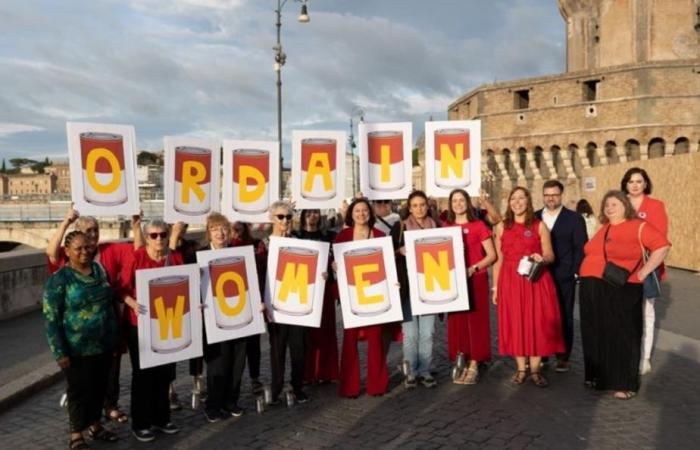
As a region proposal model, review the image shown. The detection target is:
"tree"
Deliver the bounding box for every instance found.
[137,151,160,166]
[0,158,5,173]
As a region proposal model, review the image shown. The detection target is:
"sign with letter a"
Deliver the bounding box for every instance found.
[136,264,203,369]
[404,227,470,316]
[264,237,329,328]
[222,140,279,224]
[358,122,412,200]
[164,136,220,224]
[333,236,403,328]
[291,130,346,210]
[66,122,140,216]
[197,246,266,343]
[425,120,481,198]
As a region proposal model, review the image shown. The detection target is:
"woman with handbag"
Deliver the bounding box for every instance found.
[492,187,564,388]
[579,190,670,400]
[621,167,669,375]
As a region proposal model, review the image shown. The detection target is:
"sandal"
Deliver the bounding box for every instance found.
[105,408,128,424]
[69,436,90,450]
[511,370,528,385]
[462,367,479,385]
[530,372,549,388]
[87,425,119,442]
[613,391,637,400]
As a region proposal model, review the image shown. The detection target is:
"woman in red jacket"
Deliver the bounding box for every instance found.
[621,167,669,375]
[335,198,389,397]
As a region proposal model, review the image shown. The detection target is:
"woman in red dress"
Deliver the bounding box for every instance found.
[334,198,389,397]
[443,189,497,385]
[492,187,564,387]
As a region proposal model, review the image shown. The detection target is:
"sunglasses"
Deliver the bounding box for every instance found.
[275,214,293,221]
[375,200,391,204]
[148,231,168,240]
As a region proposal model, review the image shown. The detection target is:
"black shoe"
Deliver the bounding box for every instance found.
[295,392,310,404]
[204,409,223,423]
[132,429,156,443]
[152,422,180,435]
[251,379,264,395]
[226,406,244,417]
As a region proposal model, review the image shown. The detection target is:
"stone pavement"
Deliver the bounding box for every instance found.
[1,269,699,449]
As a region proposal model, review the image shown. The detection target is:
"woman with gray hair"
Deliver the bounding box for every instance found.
[119,219,186,442]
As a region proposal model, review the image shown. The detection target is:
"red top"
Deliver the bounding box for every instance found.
[637,195,668,280]
[333,227,385,244]
[119,246,184,325]
[443,220,491,273]
[579,218,670,283]
[48,241,135,288]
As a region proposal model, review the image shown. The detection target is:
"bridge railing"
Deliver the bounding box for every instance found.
[0,200,166,222]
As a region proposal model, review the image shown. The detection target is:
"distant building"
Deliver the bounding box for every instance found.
[2,173,57,196]
[44,162,71,193]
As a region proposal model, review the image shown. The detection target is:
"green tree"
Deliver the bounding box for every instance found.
[137,151,160,165]
[0,158,6,173]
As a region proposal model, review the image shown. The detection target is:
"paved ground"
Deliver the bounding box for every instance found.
[1,269,699,449]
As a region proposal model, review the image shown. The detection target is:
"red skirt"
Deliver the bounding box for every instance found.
[304,283,339,382]
[447,271,491,362]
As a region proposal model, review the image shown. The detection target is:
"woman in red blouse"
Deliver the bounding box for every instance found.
[579,190,670,400]
[621,167,669,375]
[443,189,497,385]
[334,198,389,397]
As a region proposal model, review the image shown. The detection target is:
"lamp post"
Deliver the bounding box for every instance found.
[348,107,364,195]
[274,0,310,198]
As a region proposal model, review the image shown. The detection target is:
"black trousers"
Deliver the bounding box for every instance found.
[580,277,643,392]
[103,352,122,411]
[268,323,305,398]
[204,338,247,413]
[126,324,175,430]
[64,353,111,433]
[246,334,261,379]
[554,277,577,360]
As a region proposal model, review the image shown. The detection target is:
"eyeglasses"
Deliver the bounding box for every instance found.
[375,200,391,204]
[275,214,293,221]
[148,232,168,240]
[543,193,562,198]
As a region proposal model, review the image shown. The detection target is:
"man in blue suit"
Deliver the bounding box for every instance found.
[535,180,587,372]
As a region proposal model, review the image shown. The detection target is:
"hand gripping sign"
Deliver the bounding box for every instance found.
[358,122,413,200]
[197,246,266,344]
[66,122,140,216]
[164,137,221,224]
[404,227,470,316]
[222,140,279,224]
[291,130,346,210]
[264,237,330,327]
[333,236,403,328]
[425,120,481,198]
[136,264,203,369]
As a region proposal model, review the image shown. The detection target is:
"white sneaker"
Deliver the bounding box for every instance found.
[640,358,651,375]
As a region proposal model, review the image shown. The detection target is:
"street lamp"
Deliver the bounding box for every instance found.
[348,107,364,195]
[274,0,310,197]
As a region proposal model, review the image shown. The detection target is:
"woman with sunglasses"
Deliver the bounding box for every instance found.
[263,201,310,404]
[295,209,339,384]
[44,230,119,450]
[119,220,185,442]
[334,198,390,397]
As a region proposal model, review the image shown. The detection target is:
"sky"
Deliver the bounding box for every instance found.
[0,0,565,166]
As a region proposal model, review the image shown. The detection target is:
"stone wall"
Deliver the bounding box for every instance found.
[0,249,47,320]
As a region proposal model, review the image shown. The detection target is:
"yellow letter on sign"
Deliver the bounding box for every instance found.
[278,263,309,304]
[181,160,206,204]
[380,145,391,182]
[86,148,121,194]
[440,143,464,179]
[215,272,247,317]
[239,165,265,203]
[304,153,332,192]
[353,264,383,305]
[422,251,450,292]
[154,295,185,340]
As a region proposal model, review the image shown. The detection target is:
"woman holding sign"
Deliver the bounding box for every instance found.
[119,220,184,442]
[492,187,564,388]
[443,189,497,385]
[392,190,440,389]
[334,198,390,397]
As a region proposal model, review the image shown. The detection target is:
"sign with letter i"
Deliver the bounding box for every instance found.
[291,130,346,210]
[164,136,220,224]
[135,264,203,369]
[66,122,140,216]
[425,120,481,198]
[358,122,412,200]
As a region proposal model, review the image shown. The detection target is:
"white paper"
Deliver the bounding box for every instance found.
[358,122,413,200]
[425,120,481,198]
[291,130,347,210]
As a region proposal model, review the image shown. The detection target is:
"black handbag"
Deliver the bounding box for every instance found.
[601,224,642,287]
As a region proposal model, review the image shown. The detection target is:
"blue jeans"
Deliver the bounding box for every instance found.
[402,314,436,377]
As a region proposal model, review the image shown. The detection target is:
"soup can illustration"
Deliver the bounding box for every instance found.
[301,138,337,200]
[209,256,254,329]
[434,128,470,188]
[344,247,391,316]
[232,149,270,214]
[272,247,319,315]
[80,132,128,206]
[174,146,212,216]
[367,131,405,191]
[415,237,458,304]
[148,275,192,353]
